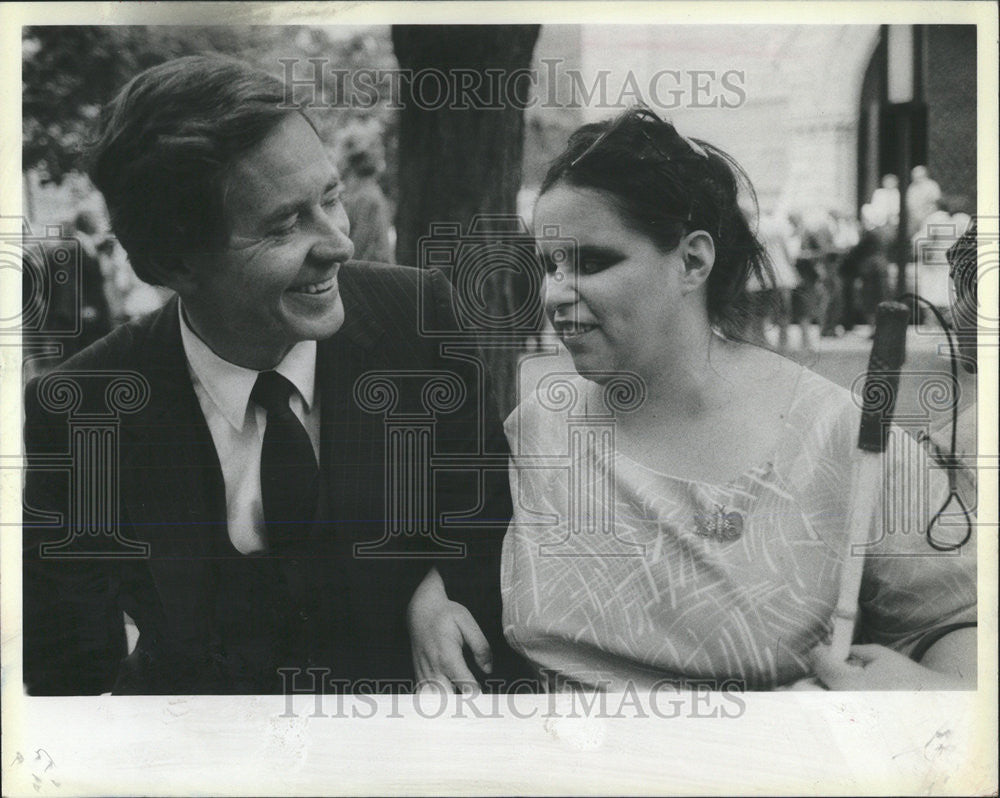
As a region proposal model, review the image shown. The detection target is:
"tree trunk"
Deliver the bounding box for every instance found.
[392,25,541,418]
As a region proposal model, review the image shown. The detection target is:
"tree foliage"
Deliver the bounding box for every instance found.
[22,25,398,185]
[23,27,253,182]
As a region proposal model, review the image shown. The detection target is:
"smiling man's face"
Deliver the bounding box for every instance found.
[179,113,355,369]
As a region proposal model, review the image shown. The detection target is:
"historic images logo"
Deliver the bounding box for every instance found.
[278,58,747,112]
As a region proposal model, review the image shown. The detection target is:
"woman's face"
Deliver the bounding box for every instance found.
[534,184,688,380]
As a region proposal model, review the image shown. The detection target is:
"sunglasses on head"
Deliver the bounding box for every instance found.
[569,107,709,170]
[569,108,708,226]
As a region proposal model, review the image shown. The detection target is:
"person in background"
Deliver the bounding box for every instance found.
[791,209,834,350]
[841,204,893,333]
[870,173,900,228]
[341,148,394,264]
[818,208,856,337]
[906,165,942,237]
[744,205,799,350]
[764,210,800,350]
[829,210,859,331]
[920,219,977,512]
[910,197,974,317]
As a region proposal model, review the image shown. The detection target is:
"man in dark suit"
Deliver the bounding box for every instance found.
[22,55,515,695]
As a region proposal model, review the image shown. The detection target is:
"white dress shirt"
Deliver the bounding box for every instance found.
[178,302,320,554]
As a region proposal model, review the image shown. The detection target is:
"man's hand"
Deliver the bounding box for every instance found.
[407,567,492,694]
[810,643,967,691]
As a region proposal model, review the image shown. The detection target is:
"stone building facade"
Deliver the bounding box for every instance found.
[526,24,977,220]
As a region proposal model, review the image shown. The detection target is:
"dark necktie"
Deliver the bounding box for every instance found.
[251,370,319,549]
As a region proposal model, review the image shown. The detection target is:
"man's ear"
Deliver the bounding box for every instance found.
[678,230,715,293]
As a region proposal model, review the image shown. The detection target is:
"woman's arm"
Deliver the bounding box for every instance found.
[810,626,976,691]
[841,419,978,690]
[919,626,977,684]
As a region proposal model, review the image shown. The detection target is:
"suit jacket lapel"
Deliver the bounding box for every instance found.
[119,272,394,634]
[119,297,225,640]
[316,269,388,545]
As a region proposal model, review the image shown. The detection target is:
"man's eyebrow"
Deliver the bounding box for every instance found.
[260,176,341,224]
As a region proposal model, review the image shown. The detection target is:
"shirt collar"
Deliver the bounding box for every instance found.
[178,301,317,431]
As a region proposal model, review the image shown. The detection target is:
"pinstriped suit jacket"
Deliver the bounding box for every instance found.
[23,262,513,694]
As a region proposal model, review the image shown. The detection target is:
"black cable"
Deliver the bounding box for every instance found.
[898,292,973,552]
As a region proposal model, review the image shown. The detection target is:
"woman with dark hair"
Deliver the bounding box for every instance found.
[495,107,976,691]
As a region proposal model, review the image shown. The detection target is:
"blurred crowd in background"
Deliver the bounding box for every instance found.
[744,164,972,352]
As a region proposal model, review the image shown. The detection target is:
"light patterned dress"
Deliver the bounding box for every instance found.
[501,369,976,690]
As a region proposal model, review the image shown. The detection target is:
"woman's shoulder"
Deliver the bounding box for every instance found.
[740,346,857,423]
[789,363,857,418]
[739,350,860,463]
[504,373,594,454]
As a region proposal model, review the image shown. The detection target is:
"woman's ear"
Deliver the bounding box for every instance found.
[678,230,715,293]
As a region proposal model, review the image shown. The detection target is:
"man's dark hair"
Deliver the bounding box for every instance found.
[90,54,307,286]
